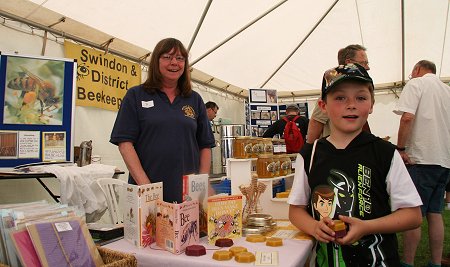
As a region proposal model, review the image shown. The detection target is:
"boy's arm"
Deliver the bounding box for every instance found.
[336,206,422,245]
[289,205,336,243]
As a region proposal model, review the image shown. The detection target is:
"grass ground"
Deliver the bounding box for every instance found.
[398,207,450,266]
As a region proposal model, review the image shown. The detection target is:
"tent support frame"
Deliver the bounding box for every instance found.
[260,0,339,88]
[0,10,247,100]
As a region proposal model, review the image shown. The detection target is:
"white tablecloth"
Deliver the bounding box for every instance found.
[104,237,313,267]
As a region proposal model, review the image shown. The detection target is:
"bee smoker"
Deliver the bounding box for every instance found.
[77,140,92,166]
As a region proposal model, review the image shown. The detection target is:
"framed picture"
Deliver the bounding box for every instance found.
[266,89,277,103]
[249,89,267,103]
[0,53,76,167]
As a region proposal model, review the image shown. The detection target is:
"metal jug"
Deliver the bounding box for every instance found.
[78,140,92,166]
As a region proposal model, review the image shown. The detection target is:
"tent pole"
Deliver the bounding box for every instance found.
[401,0,405,88]
[190,0,288,66]
[188,0,213,52]
[439,1,449,77]
[260,0,339,88]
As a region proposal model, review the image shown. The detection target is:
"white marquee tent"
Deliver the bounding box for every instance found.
[1,2,450,259]
[0,0,449,205]
[1,0,449,98]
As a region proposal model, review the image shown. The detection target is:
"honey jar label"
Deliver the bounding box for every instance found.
[274,160,280,172]
[281,161,291,171]
[267,162,276,173]
[252,144,261,154]
[264,144,273,153]
[244,144,253,154]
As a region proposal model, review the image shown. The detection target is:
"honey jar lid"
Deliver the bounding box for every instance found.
[235,136,251,139]
[247,213,273,221]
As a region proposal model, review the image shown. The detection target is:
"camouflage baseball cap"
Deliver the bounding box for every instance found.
[321,63,373,100]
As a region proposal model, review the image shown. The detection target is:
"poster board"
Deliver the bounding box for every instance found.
[0,53,76,167]
[248,89,279,137]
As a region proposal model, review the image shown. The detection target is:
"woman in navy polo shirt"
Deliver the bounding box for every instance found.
[110,38,215,203]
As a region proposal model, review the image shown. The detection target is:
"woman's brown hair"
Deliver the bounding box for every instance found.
[143,38,192,97]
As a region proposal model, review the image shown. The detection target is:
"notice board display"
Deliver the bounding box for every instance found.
[248,89,279,137]
[0,53,76,167]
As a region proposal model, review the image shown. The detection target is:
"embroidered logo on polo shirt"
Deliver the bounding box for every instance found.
[182,105,196,119]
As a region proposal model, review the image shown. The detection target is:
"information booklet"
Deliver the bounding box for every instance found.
[122,182,163,248]
[182,174,208,237]
[156,200,199,255]
[207,195,242,244]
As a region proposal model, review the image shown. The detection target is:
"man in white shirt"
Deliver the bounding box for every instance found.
[394,60,450,267]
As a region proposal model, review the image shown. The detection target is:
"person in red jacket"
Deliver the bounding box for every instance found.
[262,105,308,146]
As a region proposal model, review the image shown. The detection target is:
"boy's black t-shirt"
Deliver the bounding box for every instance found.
[301,131,400,266]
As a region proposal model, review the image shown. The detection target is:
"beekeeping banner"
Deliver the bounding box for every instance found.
[64,41,141,111]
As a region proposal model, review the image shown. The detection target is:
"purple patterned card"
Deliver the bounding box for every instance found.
[28,219,103,267]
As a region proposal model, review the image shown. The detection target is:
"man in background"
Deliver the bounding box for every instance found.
[205,101,219,122]
[394,60,450,267]
[306,44,371,144]
[262,104,308,148]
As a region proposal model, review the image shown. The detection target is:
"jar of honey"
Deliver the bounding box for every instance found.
[279,139,287,154]
[251,137,263,158]
[272,155,281,177]
[257,154,275,178]
[272,138,281,155]
[279,154,292,176]
[261,138,273,155]
[233,136,251,159]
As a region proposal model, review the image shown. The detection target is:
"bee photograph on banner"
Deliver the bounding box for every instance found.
[3,56,64,125]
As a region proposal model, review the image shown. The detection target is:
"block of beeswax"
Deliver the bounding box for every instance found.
[266,237,283,247]
[245,234,266,243]
[235,251,256,263]
[229,246,247,256]
[331,220,347,238]
[215,238,234,247]
[212,250,233,261]
[276,192,289,198]
[185,245,206,256]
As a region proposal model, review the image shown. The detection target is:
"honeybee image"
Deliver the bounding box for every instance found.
[3,57,64,125]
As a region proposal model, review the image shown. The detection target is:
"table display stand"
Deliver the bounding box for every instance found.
[226,158,294,219]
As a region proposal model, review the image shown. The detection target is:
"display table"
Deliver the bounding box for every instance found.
[0,167,124,202]
[103,237,313,267]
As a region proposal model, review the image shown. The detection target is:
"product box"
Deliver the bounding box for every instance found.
[182,174,208,237]
[207,195,242,244]
[122,182,163,248]
[156,200,199,254]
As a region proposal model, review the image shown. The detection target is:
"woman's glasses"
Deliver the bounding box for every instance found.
[160,54,185,62]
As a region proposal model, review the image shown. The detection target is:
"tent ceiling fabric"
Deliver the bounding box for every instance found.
[1,0,449,98]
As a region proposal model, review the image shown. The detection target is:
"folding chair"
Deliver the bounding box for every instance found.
[96,178,126,224]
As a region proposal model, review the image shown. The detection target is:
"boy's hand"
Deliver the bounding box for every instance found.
[313,216,336,243]
[335,215,367,245]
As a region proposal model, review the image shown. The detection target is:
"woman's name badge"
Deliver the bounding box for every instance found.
[141,101,154,108]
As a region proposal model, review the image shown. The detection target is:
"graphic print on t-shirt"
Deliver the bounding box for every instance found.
[328,169,355,218]
[311,165,384,266]
[312,169,356,220]
[312,185,335,220]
